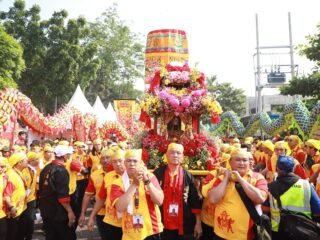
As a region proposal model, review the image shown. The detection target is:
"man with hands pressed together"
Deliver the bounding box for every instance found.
[111,149,164,240]
[208,148,268,240]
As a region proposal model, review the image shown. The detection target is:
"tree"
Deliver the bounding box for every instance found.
[1,1,144,112]
[85,4,144,105]
[206,75,246,116]
[280,73,320,100]
[0,25,25,89]
[280,23,320,102]
[0,0,99,113]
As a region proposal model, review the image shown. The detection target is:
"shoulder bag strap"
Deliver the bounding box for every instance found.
[235,182,261,225]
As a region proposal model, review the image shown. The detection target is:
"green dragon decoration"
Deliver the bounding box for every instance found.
[208,100,320,140]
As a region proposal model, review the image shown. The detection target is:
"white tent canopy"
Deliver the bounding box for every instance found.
[68,85,93,115]
[93,96,109,126]
[105,103,117,122]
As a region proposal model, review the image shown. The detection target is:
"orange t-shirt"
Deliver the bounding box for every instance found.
[85,168,106,215]
[98,170,122,226]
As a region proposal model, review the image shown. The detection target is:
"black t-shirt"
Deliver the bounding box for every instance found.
[38,161,70,221]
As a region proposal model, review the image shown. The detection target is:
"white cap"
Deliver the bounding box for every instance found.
[54,145,73,157]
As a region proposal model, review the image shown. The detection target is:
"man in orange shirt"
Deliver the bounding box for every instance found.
[304,139,320,177]
[208,149,268,240]
[261,140,274,182]
[287,135,306,164]
[86,148,125,240]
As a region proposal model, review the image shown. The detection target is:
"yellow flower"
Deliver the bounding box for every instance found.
[190,68,200,83]
[160,68,167,78]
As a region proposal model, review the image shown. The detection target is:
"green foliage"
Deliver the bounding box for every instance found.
[205,75,246,117]
[298,24,320,70]
[0,0,99,112]
[0,1,143,113]
[0,25,25,89]
[280,73,320,100]
[281,23,320,103]
[85,4,144,105]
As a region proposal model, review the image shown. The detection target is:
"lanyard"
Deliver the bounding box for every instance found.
[134,188,139,210]
[14,168,27,190]
[28,166,35,189]
[171,171,180,203]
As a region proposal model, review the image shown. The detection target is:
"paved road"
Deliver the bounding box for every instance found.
[32,207,101,240]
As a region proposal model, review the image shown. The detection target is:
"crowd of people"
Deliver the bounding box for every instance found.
[0,130,320,240]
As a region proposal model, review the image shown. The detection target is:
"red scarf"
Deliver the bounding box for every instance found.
[163,166,184,235]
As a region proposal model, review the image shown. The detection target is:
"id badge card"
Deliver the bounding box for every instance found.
[26,189,31,197]
[132,214,143,229]
[169,203,179,217]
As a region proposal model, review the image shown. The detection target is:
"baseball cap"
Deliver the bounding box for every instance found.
[277,155,294,173]
[54,145,73,157]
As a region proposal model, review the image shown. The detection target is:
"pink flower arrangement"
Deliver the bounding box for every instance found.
[155,88,208,114]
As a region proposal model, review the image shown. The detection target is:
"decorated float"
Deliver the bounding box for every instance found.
[138,29,222,171]
[0,87,133,145]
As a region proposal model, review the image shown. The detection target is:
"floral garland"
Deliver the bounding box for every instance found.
[140,87,222,117]
[141,130,217,170]
[160,63,205,88]
[140,62,222,122]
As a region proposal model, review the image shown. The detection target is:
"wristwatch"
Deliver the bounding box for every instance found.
[144,177,151,185]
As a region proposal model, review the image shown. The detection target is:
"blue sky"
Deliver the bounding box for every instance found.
[1,0,320,96]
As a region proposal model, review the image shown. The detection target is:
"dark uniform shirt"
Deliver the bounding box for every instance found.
[38,160,70,221]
